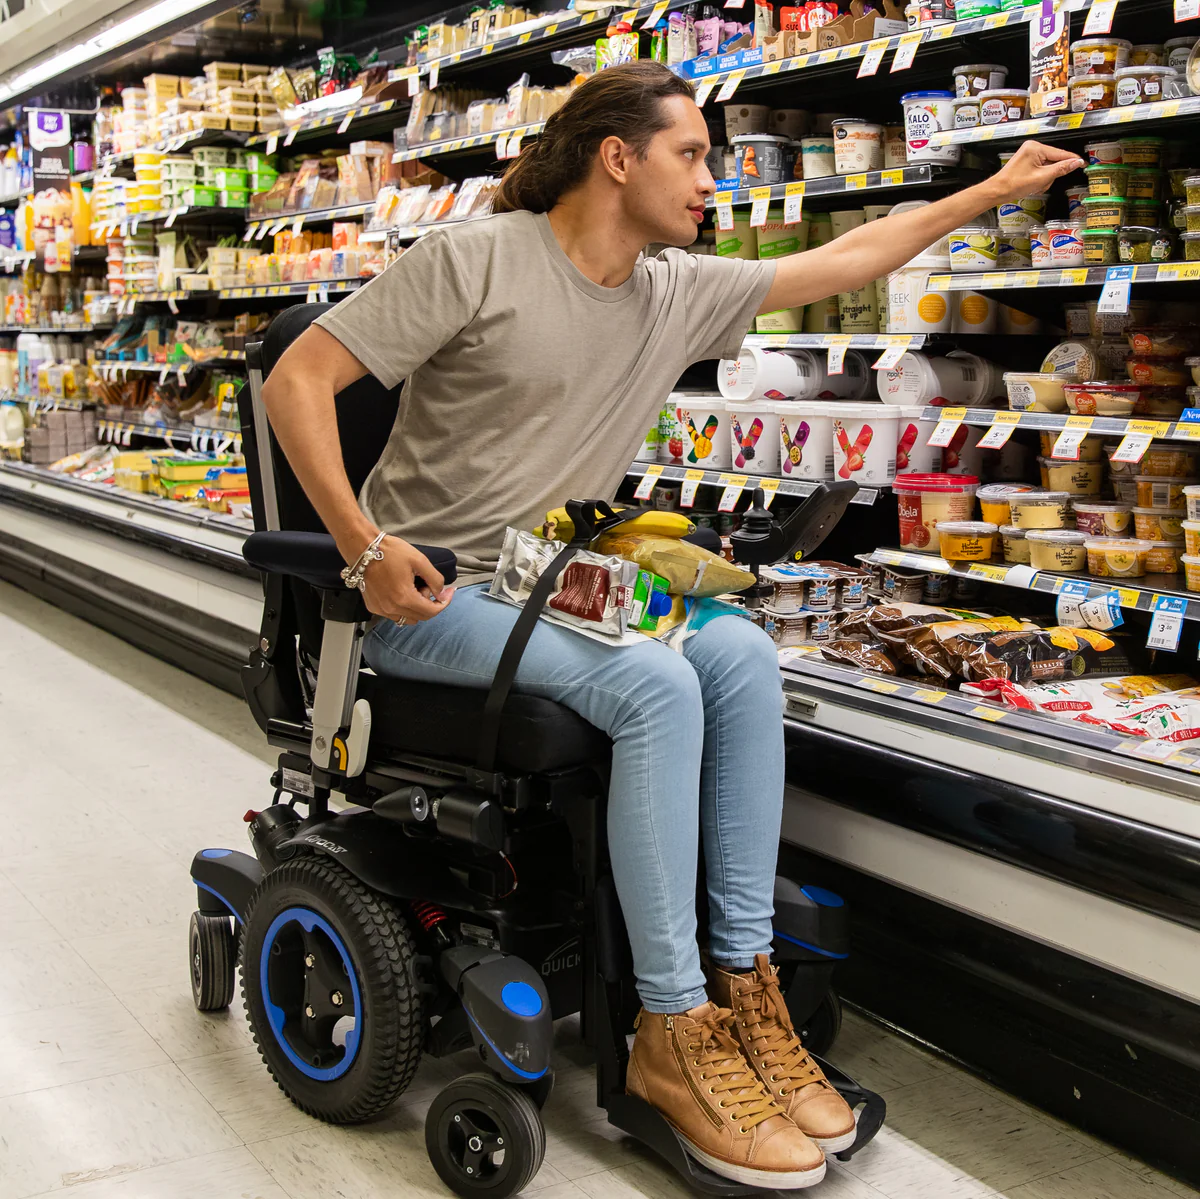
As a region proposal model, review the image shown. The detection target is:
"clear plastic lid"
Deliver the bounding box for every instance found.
[1025,529,1088,543]
[999,524,1026,537]
[1073,500,1132,511]
[1114,65,1178,77]
[1012,490,1074,505]
[935,521,999,534]
[978,483,1040,498]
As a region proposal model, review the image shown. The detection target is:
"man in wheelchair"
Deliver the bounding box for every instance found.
[193,60,1082,1195]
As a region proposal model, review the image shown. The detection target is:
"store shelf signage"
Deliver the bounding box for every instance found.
[1051,415,1095,459]
[976,411,1022,448]
[633,464,663,500]
[783,181,805,225]
[27,109,73,267]
[1175,0,1200,18]
[680,469,706,507]
[927,408,967,447]
[1148,596,1186,652]
[1083,0,1118,34]
[1097,264,1134,314]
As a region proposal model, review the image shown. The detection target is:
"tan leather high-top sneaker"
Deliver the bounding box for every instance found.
[626,1000,826,1189]
[709,955,857,1154]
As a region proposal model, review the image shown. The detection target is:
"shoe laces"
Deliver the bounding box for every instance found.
[684,1006,780,1132]
[737,962,826,1096]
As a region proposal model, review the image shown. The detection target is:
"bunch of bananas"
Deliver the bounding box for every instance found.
[537,506,695,543]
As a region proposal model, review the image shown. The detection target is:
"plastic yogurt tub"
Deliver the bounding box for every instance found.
[1185,484,1200,519]
[1071,37,1133,75]
[1183,519,1200,555]
[724,104,771,138]
[1086,538,1152,577]
[978,482,1039,524]
[725,400,781,475]
[1135,475,1193,507]
[1085,139,1123,165]
[901,91,960,166]
[831,119,885,173]
[997,193,1048,233]
[979,89,1029,124]
[1046,220,1085,265]
[1003,370,1071,412]
[800,135,836,179]
[886,269,952,333]
[732,134,790,185]
[1073,500,1133,536]
[893,404,943,472]
[1114,65,1177,104]
[1010,491,1073,529]
[894,472,980,552]
[1026,529,1088,572]
[671,397,733,470]
[776,401,835,480]
[1039,455,1105,494]
[1133,506,1187,540]
[936,521,998,561]
[949,226,999,270]
[997,234,1032,268]
[953,97,981,128]
[875,350,1000,406]
[718,347,866,402]
[829,404,899,485]
[1030,225,1052,268]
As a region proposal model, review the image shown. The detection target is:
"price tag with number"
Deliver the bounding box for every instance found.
[1112,419,1169,463]
[338,110,356,135]
[872,342,909,371]
[1079,591,1124,631]
[495,135,510,159]
[1148,595,1186,652]
[715,192,735,232]
[926,407,967,447]
[642,0,670,28]
[265,134,278,155]
[291,216,305,237]
[749,187,771,227]
[1052,415,1095,460]
[826,336,852,375]
[429,61,440,89]
[509,135,524,157]
[1056,579,1093,627]
[783,181,805,225]
[680,469,706,508]
[715,71,746,102]
[694,78,717,107]
[759,478,780,508]
[408,71,421,97]
[284,127,297,146]
[977,410,1022,449]
[718,474,748,512]
[1083,0,1118,34]
[857,39,888,77]
[633,464,664,500]
[164,207,181,228]
[1097,264,1134,314]
[1178,0,1200,17]
[890,30,923,72]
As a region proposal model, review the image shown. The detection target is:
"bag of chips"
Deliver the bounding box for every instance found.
[592,532,755,597]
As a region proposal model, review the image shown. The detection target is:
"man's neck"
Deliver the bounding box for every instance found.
[546,198,645,288]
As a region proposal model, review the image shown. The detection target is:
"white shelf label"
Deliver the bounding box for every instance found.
[1175,0,1200,19]
[749,188,771,227]
[1097,264,1134,314]
[891,31,922,72]
[429,61,441,89]
[1111,431,1154,463]
[496,135,510,159]
[718,475,748,512]
[633,464,663,500]
[265,134,278,155]
[872,342,908,371]
[1080,591,1124,631]
[1056,579,1092,627]
[1083,0,1118,34]
[714,71,746,102]
[680,469,705,508]
[509,135,524,157]
[1051,417,1095,460]
[408,72,421,97]
[857,40,888,77]
[783,182,804,225]
[1148,595,1185,652]
[976,411,1022,449]
[694,79,717,107]
[926,408,966,447]
[284,127,297,146]
[715,192,734,231]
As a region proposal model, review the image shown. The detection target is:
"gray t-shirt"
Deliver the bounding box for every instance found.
[315,209,775,584]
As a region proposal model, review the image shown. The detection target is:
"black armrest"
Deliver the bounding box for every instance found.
[243,531,458,592]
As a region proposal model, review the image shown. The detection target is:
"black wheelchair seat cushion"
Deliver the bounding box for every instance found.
[243,530,457,592]
[358,673,611,774]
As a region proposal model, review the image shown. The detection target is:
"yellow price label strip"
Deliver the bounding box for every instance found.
[1056,113,1086,129]
[1065,415,1095,430]
[910,689,947,703]
[1127,419,1170,437]
[844,173,868,190]
[880,168,904,186]
[1158,262,1200,281]
[1172,423,1200,440]
[981,271,1010,288]
[971,706,1007,722]
[1116,588,1141,608]
[860,678,901,693]
[1060,267,1090,286]
[939,406,968,421]
[967,563,1010,582]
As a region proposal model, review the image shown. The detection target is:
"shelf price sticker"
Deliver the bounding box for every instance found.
[495,135,510,159]
[338,110,356,134]
[1175,0,1200,19]
[826,335,852,375]
[1051,414,1095,460]
[1056,578,1093,627]
[694,78,717,107]
[714,71,746,102]
[890,30,923,72]
[975,410,1022,449]
[844,173,868,191]
[749,187,772,228]
[872,341,909,371]
[926,406,967,447]
[880,168,904,186]
[1056,113,1087,130]
[971,705,1007,723]
[718,474,749,512]
[1083,0,1118,35]
[680,468,706,508]
[1157,262,1200,281]
[1059,267,1090,286]
[642,0,670,28]
[1148,595,1186,652]
[509,135,524,157]
[1112,419,1170,463]
[1097,264,1134,314]
[759,477,780,508]
[784,181,805,225]
[429,61,441,89]
[857,39,889,77]
[966,563,1010,583]
[714,191,735,232]
[633,464,664,500]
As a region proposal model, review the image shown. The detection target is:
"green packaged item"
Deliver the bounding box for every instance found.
[245,152,277,174]
[249,172,279,194]
[1118,226,1174,263]
[213,167,249,190]
[630,570,672,632]
[220,189,249,207]
[1082,227,1119,265]
[185,186,218,206]
[1127,198,1163,227]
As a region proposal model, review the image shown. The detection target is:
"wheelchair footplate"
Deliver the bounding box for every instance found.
[811,1053,886,1161]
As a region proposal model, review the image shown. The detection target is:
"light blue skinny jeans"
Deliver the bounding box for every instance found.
[363,584,786,1014]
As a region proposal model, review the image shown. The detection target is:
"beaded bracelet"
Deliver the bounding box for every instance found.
[340,530,387,591]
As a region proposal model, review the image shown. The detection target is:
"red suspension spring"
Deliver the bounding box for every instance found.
[410,900,447,933]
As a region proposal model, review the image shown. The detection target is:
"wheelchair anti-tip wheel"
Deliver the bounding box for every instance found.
[241,855,423,1123]
[189,911,237,1011]
[426,1072,546,1199]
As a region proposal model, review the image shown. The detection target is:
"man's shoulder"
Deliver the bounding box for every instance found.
[424,208,538,259]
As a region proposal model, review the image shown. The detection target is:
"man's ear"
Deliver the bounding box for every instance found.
[596,134,632,185]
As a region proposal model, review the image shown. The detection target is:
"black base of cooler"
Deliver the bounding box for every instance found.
[777,841,1200,1192]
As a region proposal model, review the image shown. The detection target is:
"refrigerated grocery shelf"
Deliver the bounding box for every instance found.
[96,417,241,451]
[928,264,1200,291]
[707,165,954,209]
[392,120,545,163]
[245,201,376,239]
[70,129,251,183]
[745,332,929,350]
[92,356,246,378]
[91,205,247,237]
[126,280,362,305]
[868,547,1200,621]
[918,406,1200,443]
[0,324,109,334]
[246,98,400,148]
[625,462,882,504]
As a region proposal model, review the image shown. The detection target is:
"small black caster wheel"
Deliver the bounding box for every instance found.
[799,989,843,1059]
[190,911,237,1011]
[426,1072,546,1198]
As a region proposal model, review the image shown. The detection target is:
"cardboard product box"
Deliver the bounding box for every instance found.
[762,31,795,61]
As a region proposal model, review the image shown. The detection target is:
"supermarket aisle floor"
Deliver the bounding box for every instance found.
[0,580,1193,1199]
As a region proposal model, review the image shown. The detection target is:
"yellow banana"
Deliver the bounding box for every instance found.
[537,506,695,542]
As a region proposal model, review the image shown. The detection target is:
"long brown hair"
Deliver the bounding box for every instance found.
[493,62,695,214]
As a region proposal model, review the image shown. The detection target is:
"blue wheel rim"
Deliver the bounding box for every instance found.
[260,906,363,1081]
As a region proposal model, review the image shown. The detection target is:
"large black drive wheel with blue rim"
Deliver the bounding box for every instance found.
[240,854,423,1123]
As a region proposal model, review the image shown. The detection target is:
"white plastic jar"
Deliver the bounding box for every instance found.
[901,91,961,166]
[893,404,942,473]
[717,347,821,402]
[831,119,885,174]
[949,226,999,271]
[887,268,952,334]
[829,404,900,485]
[799,136,836,179]
[725,400,781,475]
[672,396,732,471]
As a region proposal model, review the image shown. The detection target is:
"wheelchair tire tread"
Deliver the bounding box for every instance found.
[240,854,424,1124]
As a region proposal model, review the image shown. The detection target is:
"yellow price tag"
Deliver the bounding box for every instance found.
[881,169,903,186]
[1116,588,1141,608]
[1060,267,1089,285]
[543,22,558,34]
[939,406,968,421]
[1128,420,1170,437]
[863,679,901,693]
[911,689,946,703]
[1065,415,1095,430]
[844,173,868,190]
[764,333,791,345]
[518,31,532,42]
[1172,423,1200,440]
[972,706,1006,722]
[1057,113,1086,129]
[749,186,772,201]
[685,469,705,480]
[992,411,1022,425]
[967,563,1010,582]
[714,191,733,206]
[762,60,783,74]
[785,181,805,196]
[482,42,494,54]
[981,271,1009,288]
[1158,262,1200,281]
[827,334,853,348]
[1114,107,1137,122]
[983,10,1009,25]
[1160,100,1181,118]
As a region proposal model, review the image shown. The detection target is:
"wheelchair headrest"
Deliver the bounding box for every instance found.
[260,302,336,378]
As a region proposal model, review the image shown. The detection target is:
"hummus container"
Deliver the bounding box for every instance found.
[1127,357,1190,387]
[1113,475,1140,504]
[1182,553,1200,590]
[1000,524,1031,564]
[1144,540,1186,573]
[1085,164,1128,197]
[1026,529,1088,572]
[1062,381,1140,416]
[952,98,981,129]
[1047,220,1085,266]
[894,472,979,553]
[1133,506,1187,540]
[936,521,998,562]
[1070,76,1117,112]
[831,120,885,174]
[1040,431,1105,461]
[1135,327,1200,357]
[1118,226,1174,264]
[1140,446,1200,477]
[1120,137,1165,167]
[1073,500,1133,536]
[997,193,1047,233]
[1004,370,1071,412]
[1010,491,1074,529]
[953,63,1008,97]
[1038,455,1106,494]
[978,483,1039,524]
[1086,538,1152,577]
[1183,519,1200,555]
[1136,386,1188,417]
[1030,225,1052,268]
[997,234,1032,269]
[979,89,1030,124]
[1125,168,1163,200]
[1189,359,1200,385]
[1169,168,1193,199]
[1082,195,1126,228]
[1185,231,1200,260]
[1114,66,1177,105]
[1136,476,1194,508]
[1071,38,1133,75]
[949,226,999,271]
[1082,227,1119,266]
[1085,139,1124,165]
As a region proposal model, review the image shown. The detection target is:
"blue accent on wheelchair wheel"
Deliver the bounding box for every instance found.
[260,906,363,1082]
[466,1011,547,1081]
[194,879,241,923]
[801,885,844,908]
[200,848,233,859]
[773,929,849,959]
[500,981,543,1018]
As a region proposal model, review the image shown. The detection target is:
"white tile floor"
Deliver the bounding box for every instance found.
[0,578,1194,1199]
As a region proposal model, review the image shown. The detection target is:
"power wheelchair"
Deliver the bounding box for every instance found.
[188,303,885,1197]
